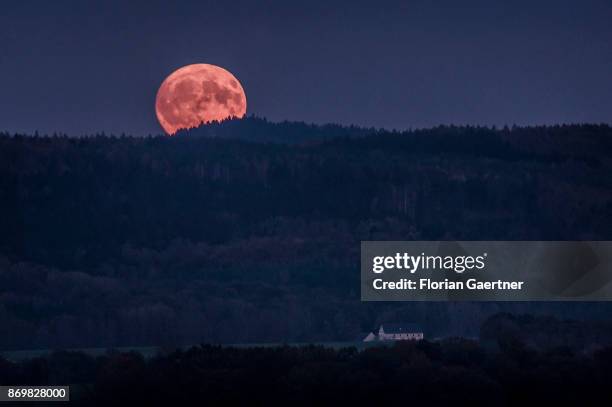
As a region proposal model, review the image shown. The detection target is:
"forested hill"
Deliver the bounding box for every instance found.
[174,117,612,158]
[1,119,612,350]
[175,116,382,143]
[176,116,612,156]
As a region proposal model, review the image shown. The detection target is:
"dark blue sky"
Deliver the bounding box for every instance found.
[1,0,611,136]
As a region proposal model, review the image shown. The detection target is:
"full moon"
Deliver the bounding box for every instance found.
[155,64,247,135]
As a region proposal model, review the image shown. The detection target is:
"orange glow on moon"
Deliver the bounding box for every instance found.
[155,64,247,135]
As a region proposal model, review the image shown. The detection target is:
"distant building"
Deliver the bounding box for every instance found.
[378,323,423,341]
[361,323,424,342]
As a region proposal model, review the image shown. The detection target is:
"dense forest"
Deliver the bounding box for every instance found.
[3,326,612,405]
[1,118,612,350]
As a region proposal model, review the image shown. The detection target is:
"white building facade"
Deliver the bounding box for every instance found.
[378,323,424,341]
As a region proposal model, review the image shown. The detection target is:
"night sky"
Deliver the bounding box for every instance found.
[1,0,611,136]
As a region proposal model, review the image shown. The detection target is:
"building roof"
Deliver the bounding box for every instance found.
[380,323,422,333]
[362,332,377,342]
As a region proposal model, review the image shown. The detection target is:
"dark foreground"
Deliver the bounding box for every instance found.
[2,338,612,405]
